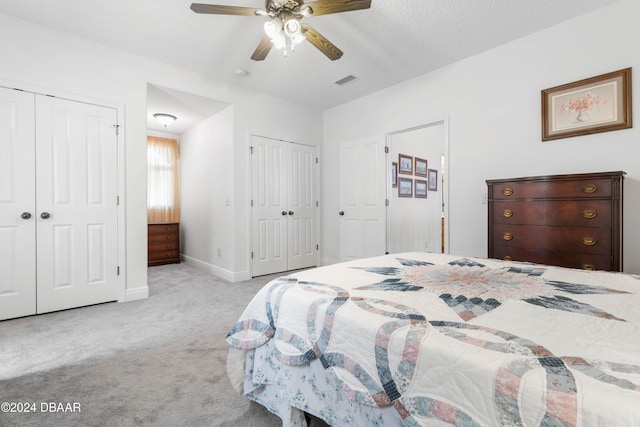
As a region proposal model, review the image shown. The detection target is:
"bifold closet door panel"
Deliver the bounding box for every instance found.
[35,95,119,314]
[0,87,37,321]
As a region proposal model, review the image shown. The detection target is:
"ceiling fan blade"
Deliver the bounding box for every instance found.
[301,24,343,60]
[251,35,273,61]
[190,3,263,16]
[303,0,371,17]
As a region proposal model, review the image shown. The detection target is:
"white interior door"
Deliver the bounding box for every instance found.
[287,143,316,270]
[251,136,288,276]
[0,87,37,321]
[35,96,118,314]
[339,136,386,261]
[251,135,317,276]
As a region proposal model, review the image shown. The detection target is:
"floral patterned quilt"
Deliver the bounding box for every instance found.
[226,253,640,426]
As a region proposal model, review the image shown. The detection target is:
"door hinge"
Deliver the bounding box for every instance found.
[385,198,389,206]
[112,124,120,135]
[316,157,319,164]
[250,146,254,154]
[384,146,389,154]
[251,199,254,207]
[117,195,120,206]
[117,266,120,276]
[251,252,254,259]
[316,201,319,207]
[316,244,319,251]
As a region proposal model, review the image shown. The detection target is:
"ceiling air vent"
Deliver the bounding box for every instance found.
[334,75,359,86]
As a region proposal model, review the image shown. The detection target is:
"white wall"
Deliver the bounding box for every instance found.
[323,0,640,273]
[0,12,322,293]
[180,106,236,279]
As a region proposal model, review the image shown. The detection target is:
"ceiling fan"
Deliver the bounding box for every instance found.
[190,0,372,61]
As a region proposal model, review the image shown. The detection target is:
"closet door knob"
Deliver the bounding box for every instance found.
[339,211,345,216]
[288,211,294,216]
[21,212,32,219]
[40,212,51,219]
[282,211,288,216]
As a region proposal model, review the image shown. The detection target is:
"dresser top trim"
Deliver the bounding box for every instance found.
[486,171,625,185]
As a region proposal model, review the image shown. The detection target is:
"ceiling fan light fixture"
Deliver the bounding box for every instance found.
[263,20,281,38]
[153,113,177,127]
[283,18,301,37]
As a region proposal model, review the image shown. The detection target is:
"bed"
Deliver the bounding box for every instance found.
[226,252,640,426]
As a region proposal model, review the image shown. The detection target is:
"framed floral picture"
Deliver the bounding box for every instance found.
[398,178,413,197]
[414,157,428,177]
[398,154,413,175]
[541,68,632,141]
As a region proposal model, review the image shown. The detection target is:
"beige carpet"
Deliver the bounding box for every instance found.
[0,263,290,427]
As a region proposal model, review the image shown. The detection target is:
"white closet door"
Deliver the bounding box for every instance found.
[287,143,316,271]
[251,136,288,276]
[35,96,118,313]
[0,87,36,321]
[339,136,386,261]
[251,135,317,276]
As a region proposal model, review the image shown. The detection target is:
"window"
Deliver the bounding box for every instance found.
[147,136,180,223]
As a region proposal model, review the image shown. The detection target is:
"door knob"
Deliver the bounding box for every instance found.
[288,211,294,216]
[339,211,345,216]
[21,212,32,219]
[282,211,288,216]
[40,212,51,219]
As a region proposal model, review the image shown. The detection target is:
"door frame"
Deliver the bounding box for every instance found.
[385,115,450,254]
[0,79,127,302]
[247,133,320,277]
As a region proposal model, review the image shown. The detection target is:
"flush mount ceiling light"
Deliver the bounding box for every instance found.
[153,113,177,127]
[190,0,372,61]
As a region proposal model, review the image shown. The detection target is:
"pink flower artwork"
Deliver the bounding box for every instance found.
[560,91,608,122]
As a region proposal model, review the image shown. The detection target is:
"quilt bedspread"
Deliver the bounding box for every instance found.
[226,253,640,426]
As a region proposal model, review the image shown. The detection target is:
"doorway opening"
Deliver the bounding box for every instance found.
[386,118,449,255]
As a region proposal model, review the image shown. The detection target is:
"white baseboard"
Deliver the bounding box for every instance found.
[181,254,249,282]
[125,286,149,302]
[321,258,341,266]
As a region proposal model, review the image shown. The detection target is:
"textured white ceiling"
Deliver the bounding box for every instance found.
[0,0,621,113]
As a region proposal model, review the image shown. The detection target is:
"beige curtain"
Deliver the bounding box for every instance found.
[147,136,180,223]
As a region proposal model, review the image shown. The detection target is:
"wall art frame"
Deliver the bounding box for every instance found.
[398,154,413,175]
[428,169,438,191]
[541,67,632,141]
[415,179,428,198]
[414,157,428,177]
[398,177,413,197]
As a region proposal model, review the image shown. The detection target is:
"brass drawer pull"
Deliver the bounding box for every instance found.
[502,187,513,196]
[582,184,598,194]
[582,264,595,271]
[503,209,513,218]
[503,256,512,261]
[503,232,513,241]
[582,237,596,246]
[582,209,597,219]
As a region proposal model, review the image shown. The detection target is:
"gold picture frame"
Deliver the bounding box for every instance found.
[541,68,632,141]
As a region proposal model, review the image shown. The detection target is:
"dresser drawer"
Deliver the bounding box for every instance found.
[490,178,613,200]
[491,200,612,227]
[491,247,612,271]
[148,241,179,252]
[491,224,611,255]
[149,223,179,235]
[148,233,180,243]
[149,250,180,262]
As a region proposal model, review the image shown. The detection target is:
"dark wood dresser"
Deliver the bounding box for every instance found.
[148,222,180,266]
[486,171,624,271]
